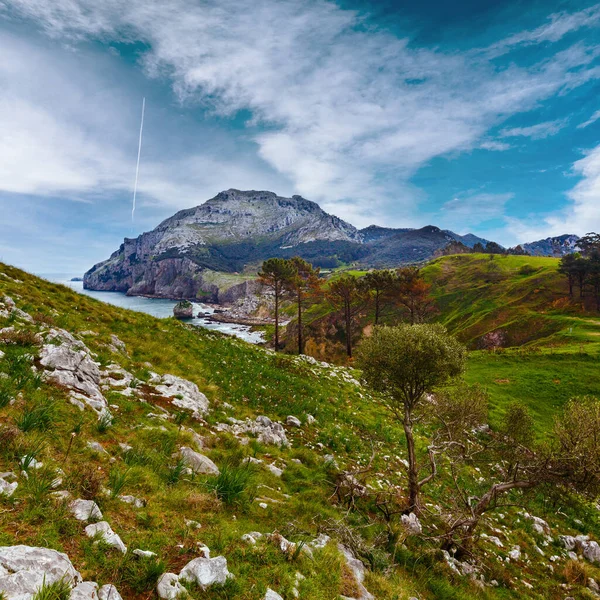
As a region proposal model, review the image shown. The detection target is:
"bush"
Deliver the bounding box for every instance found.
[66,463,104,500]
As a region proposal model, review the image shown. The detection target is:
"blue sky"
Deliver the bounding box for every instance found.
[0,0,599,273]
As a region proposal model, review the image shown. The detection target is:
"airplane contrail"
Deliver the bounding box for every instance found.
[131,97,146,222]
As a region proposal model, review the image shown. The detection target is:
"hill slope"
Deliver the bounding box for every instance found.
[3,262,600,599]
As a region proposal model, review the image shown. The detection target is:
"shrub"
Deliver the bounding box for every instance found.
[563,558,588,585]
[66,463,104,500]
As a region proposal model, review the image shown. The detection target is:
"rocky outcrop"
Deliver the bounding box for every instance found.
[173,300,194,319]
[0,545,81,599]
[83,189,361,300]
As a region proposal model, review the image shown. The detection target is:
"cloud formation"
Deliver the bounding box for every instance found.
[2,0,599,220]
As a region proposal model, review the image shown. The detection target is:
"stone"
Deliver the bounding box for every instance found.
[156,375,209,417]
[69,499,103,522]
[118,495,146,508]
[286,416,301,428]
[0,478,17,498]
[308,534,330,550]
[215,416,288,447]
[337,544,374,600]
[87,441,108,455]
[0,545,82,599]
[70,581,99,600]
[156,573,187,599]
[108,335,127,354]
[267,464,283,477]
[508,546,521,561]
[306,414,316,425]
[264,589,283,600]
[133,549,157,559]
[173,301,194,319]
[179,555,233,589]
[179,447,219,475]
[583,540,600,564]
[39,329,106,411]
[84,522,127,554]
[98,584,122,600]
[401,513,422,536]
[524,513,551,535]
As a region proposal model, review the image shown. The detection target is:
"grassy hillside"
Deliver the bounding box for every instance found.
[1,262,600,600]
[422,254,600,352]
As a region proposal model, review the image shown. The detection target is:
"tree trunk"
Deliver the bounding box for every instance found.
[403,406,419,513]
[274,285,279,351]
[345,297,352,357]
[297,292,303,354]
[374,291,380,326]
[568,276,573,297]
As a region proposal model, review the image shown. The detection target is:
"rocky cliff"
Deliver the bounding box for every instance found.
[84,189,362,300]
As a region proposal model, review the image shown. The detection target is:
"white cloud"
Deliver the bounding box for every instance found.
[505,145,600,242]
[2,0,599,225]
[484,4,600,57]
[500,119,568,140]
[577,109,600,129]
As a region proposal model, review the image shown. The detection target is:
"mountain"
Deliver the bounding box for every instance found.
[84,189,567,300]
[520,234,580,257]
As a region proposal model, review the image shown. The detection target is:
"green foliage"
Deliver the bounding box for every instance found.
[502,402,535,447]
[205,462,255,506]
[356,323,466,408]
[15,399,55,432]
[107,467,130,498]
[95,410,113,433]
[123,556,166,593]
[31,578,72,600]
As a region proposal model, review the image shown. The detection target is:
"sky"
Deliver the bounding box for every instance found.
[0,0,599,274]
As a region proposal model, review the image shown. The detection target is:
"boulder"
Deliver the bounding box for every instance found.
[39,329,106,411]
[179,447,219,475]
[155,375,209,417]
[179,555,233,589]
[264,589,283,600]
[173,301,194,319]
[286,416,301,428]
[583,540,600,564]
[156,573,187,599]
[0,545,81,600]
[69,499,103,522]
[84,522,127,554]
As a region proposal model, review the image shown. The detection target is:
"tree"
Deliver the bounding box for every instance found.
[258,258,295,351]
[578,232,600,257]
[441,396,600,553]
[327,274,368,358]
[355,324,466,512]
[287,257,322,354]
[395,267,436,324]
[558,253,579,296]
[362,270,397,326]
[586,251,600,311]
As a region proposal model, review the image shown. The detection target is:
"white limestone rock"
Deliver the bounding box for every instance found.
[69,499,103,522]
[0,545,82,600]
[337,544,374,600]
[286,416,301,428]
[98,584,123,600]
[70,581,99,600]
[155,375,209,417]
[133,549,157,559]
[179,555,233,589]
[0,478,17,498]
[401,513,422,536]
[179,447,219,475]
[84,522,127,554]
[264,589,283,600]
[156,573,187,599]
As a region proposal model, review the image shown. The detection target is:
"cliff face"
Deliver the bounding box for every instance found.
[84,189,362,300]
[522,234,580,257]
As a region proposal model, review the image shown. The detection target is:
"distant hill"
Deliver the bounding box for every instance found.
[84,189,577,300]
[520,234,580,257]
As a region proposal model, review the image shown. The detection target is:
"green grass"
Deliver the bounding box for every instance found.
[423,253,600,352]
